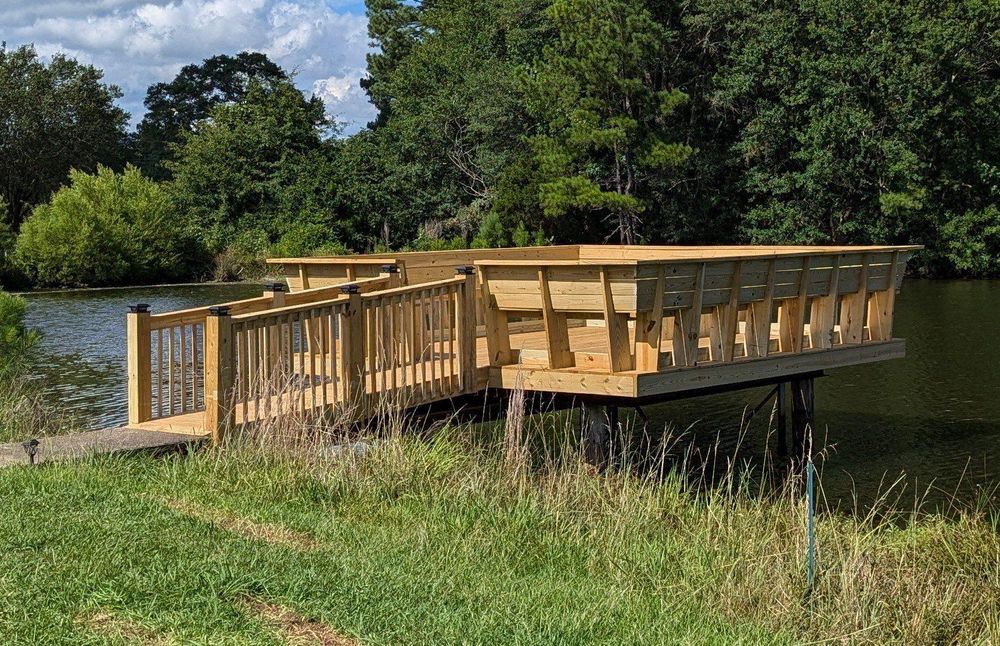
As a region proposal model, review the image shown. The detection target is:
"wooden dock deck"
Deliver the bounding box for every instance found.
[125,244,919,441]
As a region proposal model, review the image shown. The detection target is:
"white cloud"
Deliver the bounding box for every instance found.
[2,0,376,134]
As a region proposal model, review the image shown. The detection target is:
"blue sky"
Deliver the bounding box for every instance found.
[1,0,376,134]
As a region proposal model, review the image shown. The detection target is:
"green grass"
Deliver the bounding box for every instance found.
[0,424,998,644]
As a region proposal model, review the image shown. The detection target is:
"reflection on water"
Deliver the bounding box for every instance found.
[20,280,1000,509]
[21,283,262,431]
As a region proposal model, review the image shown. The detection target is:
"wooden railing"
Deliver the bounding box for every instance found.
[477,247,915,374]
[126,273,396,427]
[127,267,480,440]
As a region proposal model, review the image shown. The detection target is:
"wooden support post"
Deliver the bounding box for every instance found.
[778,257,811,353]
[479,266,512,366]
[672,263,706,367]
[382,264,402,289]
[636,267,665,372]
[456,267,479,392]
[204,306,234,443]
[746,260,776,358]
[839,254,869,344]
[809,255,840,349]
[538,266,574,369]
[600,266,633,373]
[265,284,286,374]
[127,304,152,426]
[340,285,366,414]
[581,401,617,468]
[866,251,900,341]
[775,381,788,457]
[790,377,815,462]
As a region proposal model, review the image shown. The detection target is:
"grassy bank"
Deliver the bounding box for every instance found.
[1,413,998,644]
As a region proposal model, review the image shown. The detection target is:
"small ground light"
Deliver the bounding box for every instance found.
[22,439,40,466]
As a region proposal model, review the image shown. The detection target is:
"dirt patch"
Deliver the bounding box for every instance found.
[76,610,165,644]
[162,498,319,551]
[243,598,357,645]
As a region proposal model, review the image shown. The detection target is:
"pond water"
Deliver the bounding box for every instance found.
[19,280,1000,510]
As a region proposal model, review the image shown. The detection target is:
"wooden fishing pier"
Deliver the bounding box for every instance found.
[126,244,918,457]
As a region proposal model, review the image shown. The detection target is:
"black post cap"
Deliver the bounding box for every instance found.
[381,264,400,273]
[340,284,360,294]
[455,266,476,275]
[129,304,150,314]
[208,305,231,316]
[266,282,286,292]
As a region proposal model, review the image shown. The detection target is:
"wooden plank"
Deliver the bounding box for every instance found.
[867,251,900,341]
[204,312,234,443]
[745,259,776,358]
[672,262,706,367]
[538,267,574,369]
[126,309,152,425]
[778,256,811,353]
[809,255,840,350]
[600,265,633,372]
[635,266,665,372]
[839,253,870,344]
[479,267,512,366]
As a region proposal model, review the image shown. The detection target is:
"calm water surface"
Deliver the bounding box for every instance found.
[20,280,999,509]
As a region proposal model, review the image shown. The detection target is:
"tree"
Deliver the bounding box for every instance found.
[526,0,693,244]
[168,78,336,251]
[134,52,290,179]
[692,0,1000,268]
[0,44,128,227]
[15,166,202,287]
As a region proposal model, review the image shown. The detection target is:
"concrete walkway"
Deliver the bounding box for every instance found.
[0,428,205,468]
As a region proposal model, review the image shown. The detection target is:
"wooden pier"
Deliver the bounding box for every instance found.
[125,244,919,451]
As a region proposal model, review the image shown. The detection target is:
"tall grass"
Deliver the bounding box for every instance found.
[194,379,1000,644]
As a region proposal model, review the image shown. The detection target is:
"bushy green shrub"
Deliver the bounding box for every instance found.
[15,166,203,287]
[941,206,1000,276]
[212,228,270,282]
[0,290,38,371]
[270,222,346,258]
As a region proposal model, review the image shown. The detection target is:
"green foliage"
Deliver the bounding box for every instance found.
[271,223,347,258]
[212,229,271,282]
[694,0,1000,261]
[15,166,202,287]
[135,52,289,180]
[471,212,507,248]
[168,78,336,254]
[0,290,38,372]
[0,44,128,227]
[526,0,692,243]
[941,206,1000,277]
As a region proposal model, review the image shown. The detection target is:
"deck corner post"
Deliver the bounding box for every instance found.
[204,306,235,443]
[265,282,286,308]
[127,304,152,426]
[382,264,402,289]
[456,266,478,392]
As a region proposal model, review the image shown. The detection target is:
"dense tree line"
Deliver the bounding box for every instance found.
[1,0,999,288]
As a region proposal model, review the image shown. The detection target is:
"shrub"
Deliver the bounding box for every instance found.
[0,290,38,372]
[212,228,270,282]
[270,222,346,258]
[15,165,203,287]
[942,206,1000,276]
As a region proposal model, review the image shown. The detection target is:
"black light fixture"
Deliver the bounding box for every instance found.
[208,305,231,316]
[339,284,360,294]
[267,282,286,293]
[128,304,150,314]
[455,266,476,275]
[22,439,39,466]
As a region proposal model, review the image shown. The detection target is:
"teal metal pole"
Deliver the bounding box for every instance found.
[806,459,816,592]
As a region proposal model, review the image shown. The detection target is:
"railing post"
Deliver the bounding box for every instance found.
[265,283,285,374]
[340,285,366,415]
[127,304,152,426]
[265,282,286,307]
[204,306,234,443]
[456,266,478,392]
[381,264,402,289]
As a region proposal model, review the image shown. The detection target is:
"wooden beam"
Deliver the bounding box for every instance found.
[635,266,665,372]
[839,253,870,344]
[745,260,776,358]
[204,308,234,443]
[866,251,900,341]
[600,265,633,373]
[478,267,512,366]
[127,306,152,425]
[673,262,706,367]
[778,256,811,353]
[809,255,840,349]
[538,266,574,369]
